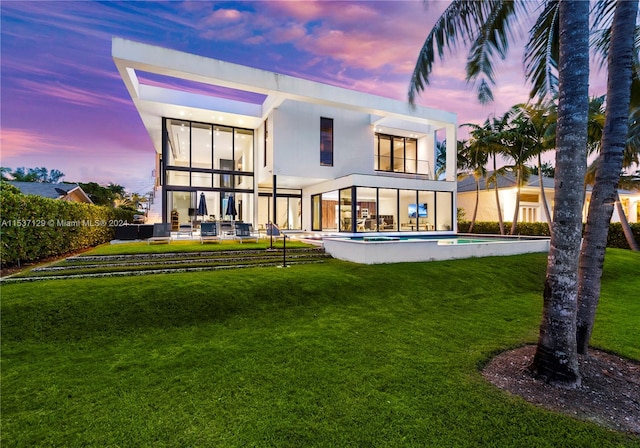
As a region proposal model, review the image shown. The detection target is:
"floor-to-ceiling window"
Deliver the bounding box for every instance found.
[163,118,254,225]
[374,133,422,175]
[312,186,453,233]
[257,189,302,230]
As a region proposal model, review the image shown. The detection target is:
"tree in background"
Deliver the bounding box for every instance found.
[5,166,65,183]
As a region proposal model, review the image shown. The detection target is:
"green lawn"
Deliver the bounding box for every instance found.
[2,249,639,447]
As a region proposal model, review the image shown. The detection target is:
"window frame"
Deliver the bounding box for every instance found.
[320,117,334,167]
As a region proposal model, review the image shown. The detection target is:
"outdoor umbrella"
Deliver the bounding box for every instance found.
[197,192,208,219]
[225,195,237,220]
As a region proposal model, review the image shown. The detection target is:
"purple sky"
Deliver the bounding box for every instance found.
[1,1,607,194]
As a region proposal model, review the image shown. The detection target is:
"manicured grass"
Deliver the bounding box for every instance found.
[86,239,312,256]
[2,250,639,446]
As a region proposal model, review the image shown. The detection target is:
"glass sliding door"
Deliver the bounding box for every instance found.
[339,188,352,232]
[418,191,435,230]
[355,187,377,232]
[435,191,453,231]
[377,188,398,231]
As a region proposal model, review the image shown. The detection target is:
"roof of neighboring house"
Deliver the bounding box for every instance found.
[457,172,555,193]
[8,181,93,203]
[457,172,640,196]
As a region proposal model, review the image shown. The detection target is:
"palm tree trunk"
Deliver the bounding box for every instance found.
[530,0,588,388]
[538,152,553,236]
[494,159,505,235]
[576,0,638,355]
[469,178,480,232]
[510,167,521,235]
[616,191,640,251]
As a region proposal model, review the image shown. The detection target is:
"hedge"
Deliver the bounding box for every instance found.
[1,186,135,267]
[458,221,640,250]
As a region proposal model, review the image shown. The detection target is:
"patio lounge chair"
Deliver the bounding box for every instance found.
[265,223,286,241]
[147,223,171,244]
[219,221,234,239]
[234,222,258,243]
[200,222,220,244]
[177,223,193,239]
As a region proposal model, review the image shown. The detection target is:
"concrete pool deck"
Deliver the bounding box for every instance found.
[322,233,551,264]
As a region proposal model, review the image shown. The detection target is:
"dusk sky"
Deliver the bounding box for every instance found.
[1,1,608,194]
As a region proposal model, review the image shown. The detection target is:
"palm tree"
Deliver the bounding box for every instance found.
[409,0,592,387]
[511,102,555,235]
[529,0,589,388]
[577,0,640,356]
[496,110,539,235]
[464,116,508,234]
[457,139,488,232]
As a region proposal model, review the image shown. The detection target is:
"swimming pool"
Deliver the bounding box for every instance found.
[322,234,550,264]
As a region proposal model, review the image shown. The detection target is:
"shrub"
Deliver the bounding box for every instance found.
[458,220,639,249]
[1,186,136,267]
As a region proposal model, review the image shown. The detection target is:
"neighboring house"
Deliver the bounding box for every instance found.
[112,38,458,233]
[457,173,639,224]
[8,181,93,204]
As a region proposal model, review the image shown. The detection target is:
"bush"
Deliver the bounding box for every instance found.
[1,185,136,267]
[458,220,640,249]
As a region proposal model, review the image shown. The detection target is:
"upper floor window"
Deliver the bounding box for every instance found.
[375,133,420,175]
[320,117,333,166]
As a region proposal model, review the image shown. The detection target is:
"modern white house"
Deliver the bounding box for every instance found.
[457,172,639,224]
[112,38,458,234]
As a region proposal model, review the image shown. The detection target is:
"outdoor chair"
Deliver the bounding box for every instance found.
[147,223,171,244]
[177,223,193,239]
[234,222,258,244]
[265,223,286,241]
[219,221,234,238]
[200,222,220,244]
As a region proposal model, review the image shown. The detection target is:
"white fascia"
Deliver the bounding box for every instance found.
[112,37,456,128]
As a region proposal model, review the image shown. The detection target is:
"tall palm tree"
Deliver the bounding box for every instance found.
[529,0,589,388]
[457,139,488,232]
[577,0,640,356]
[511,102,556,234]
[497,110,539,235]
[409,0,592,387]
[464,116,508,234]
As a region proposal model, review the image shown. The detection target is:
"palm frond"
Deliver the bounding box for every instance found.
[524,0,560,100]
[409,0,525,104]
[465,0,523,103]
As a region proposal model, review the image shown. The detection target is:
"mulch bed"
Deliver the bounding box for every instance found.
[482,345,640,435]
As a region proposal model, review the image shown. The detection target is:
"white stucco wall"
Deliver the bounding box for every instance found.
[271,100,374,180]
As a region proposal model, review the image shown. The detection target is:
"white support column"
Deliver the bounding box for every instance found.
[445,124,457,182]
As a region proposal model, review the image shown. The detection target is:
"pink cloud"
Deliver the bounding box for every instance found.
[1,129,84,157]
[16,79,131,108]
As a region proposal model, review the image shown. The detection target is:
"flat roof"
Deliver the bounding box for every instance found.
[112,37,457,154]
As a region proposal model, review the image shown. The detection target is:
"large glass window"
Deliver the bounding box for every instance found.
[162,117,255,226]
[355,187,377,232]
[313,187,450,233]
[435,191,453,231]
[418,191,435,230]
[167,119,190,167]
[378,188,398,231]
[312,194,321,231]
[320,117,334,166]
[214,126,234,170]
[375,133,420,175]
[192,123,212,169]
[339,188,352,231]
[235,128,254,172]
[321,191,338,231]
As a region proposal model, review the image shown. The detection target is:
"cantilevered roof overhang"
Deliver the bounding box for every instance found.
[112,37,458,180]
